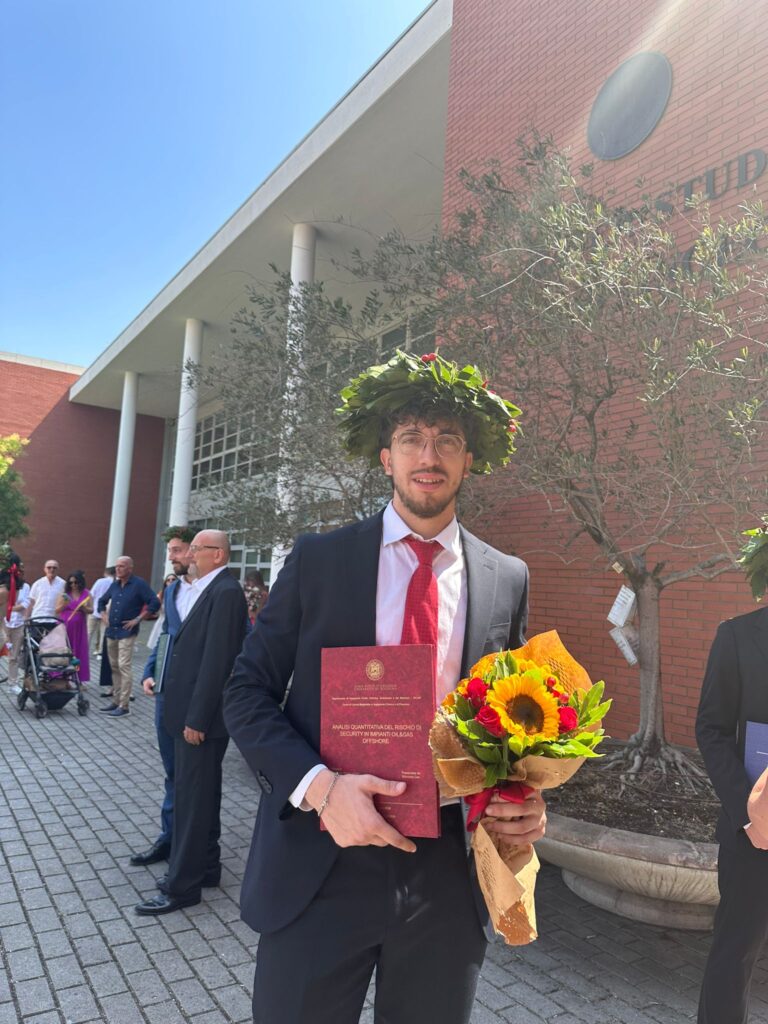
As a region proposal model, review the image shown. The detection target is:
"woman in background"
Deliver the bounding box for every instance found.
[56,570,92,682]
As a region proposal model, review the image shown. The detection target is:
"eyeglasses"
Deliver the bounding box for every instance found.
[391,431,467,459]
[189,544,221,554]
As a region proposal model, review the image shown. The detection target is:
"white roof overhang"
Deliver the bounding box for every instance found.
[70,0,452,418]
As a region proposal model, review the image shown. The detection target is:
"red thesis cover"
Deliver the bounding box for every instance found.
[320,645,440,838]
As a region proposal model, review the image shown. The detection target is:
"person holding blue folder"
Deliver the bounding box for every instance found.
[696,565,768,1023]
[128,526,195,869]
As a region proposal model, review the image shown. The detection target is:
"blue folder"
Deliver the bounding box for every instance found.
[744,721,768,784]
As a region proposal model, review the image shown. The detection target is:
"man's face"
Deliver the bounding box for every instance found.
[44,560,59,579]
[379,418,473,521]
[190,532,224,577]
[166,539,192,576]
[115,558,132,581]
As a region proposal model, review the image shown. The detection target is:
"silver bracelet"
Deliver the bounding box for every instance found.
[317,771,341,818]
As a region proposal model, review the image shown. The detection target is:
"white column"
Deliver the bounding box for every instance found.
[270,224,317,583]
[168,318,203,527]
[106,370,138,564]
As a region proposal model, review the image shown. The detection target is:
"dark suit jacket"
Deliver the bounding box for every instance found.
[696,606,768,847]
[224,510,530,935]
[163,569,248,740]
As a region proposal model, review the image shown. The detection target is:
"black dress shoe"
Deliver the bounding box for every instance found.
[156,869,220,893]
[134,892,200,916]
[130,841,171,866]
[98,703,118,712]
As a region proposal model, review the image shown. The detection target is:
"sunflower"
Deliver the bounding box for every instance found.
[486,673,561,740]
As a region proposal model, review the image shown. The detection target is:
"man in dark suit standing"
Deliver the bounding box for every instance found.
[129,525,196,869]
[135,529,247,915]
[224,352,547,1024]
[697,603,768,1023]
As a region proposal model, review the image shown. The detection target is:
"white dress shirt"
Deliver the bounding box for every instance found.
[176,565,228,622]
[29,576,66,619]
[89,576,113,619]
[289,501,468,809]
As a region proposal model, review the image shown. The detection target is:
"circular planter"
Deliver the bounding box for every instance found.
[538,812,719,930]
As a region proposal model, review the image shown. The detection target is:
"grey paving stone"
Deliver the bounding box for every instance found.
[143,1000,188,1024]
[97,991,145,1024]
[85,961,129,998]
[0,922,34,951]
[7,946,44,982]
[44,953,84,991]
[14,976,55,1016]
[211,983,252,1021]
[125,967,169,1006]
[56,985,101,1023]
[170,976,216,1015]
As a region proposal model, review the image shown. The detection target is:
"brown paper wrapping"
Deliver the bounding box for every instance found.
[430,630,595,945]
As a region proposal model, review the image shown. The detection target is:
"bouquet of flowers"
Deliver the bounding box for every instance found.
[430,630,610,945]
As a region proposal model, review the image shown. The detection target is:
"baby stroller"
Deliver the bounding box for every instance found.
[16,618,89,719]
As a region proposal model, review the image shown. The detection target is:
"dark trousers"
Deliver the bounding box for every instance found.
[699,837,768,1024]
[165,735,227,901]
[154,695,175,847]
[98,637,112,690]
[252,805,487,1024]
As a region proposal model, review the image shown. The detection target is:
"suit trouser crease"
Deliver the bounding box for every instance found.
[106,636,135,708]
[165,735,227,900]
[252,805,487,1024]
[154,694,175,846]
[698,838,768,1024]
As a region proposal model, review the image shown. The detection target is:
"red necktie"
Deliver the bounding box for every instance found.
[400,537,441,650]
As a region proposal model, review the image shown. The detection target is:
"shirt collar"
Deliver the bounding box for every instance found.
[382,500,461,556]
[190,565,227,590]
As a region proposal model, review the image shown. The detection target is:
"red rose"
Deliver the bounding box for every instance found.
[507,422,517,433]
[421,352,437,362]
[558,706,578,733]
[465,677,488,708]
[475,705,504,737]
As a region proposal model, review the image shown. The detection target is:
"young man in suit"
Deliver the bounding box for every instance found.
[696,600,768,1023]
[135,530,248,915]
[224,352,547,1024]
[129,525,196,869]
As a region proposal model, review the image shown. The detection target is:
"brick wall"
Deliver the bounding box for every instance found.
[0,358,165,586]
[444,0,768,745]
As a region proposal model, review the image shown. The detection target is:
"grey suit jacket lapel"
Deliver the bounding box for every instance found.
[460,526,498,676]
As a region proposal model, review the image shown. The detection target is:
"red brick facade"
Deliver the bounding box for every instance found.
[444,0,768,744]
[0,358,164,585]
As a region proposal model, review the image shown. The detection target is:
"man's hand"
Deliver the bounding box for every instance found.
[183,727,205,745]
[746,823,768,850]
[122,617,139,630]
[101,612,108,625]
[482,789,547,844]
[142,677,156,697]
[306,770,417,853]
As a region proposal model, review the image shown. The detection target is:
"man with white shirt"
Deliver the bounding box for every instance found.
[134,529,247,915]
[27,559,66,620]
[88,567,114,657]
[224,352,547,1024]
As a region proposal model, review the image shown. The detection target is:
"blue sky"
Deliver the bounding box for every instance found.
[1,1,430,367]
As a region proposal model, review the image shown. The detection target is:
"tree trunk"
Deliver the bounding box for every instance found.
[632,574,665,755]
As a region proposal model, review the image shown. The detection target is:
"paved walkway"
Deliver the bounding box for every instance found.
[2,639,768,1023]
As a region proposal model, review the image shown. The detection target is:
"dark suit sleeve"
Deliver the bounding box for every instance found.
[696,620,751,834]
[185,582,247,733]
[224,537,323,812]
